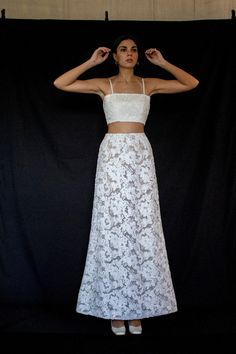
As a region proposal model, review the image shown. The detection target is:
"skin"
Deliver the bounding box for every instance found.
[53,39,199,330]
[54,39,199,136]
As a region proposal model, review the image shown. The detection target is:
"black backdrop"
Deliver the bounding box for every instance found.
[0,18,235,335]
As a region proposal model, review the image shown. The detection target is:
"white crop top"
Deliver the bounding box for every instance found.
[103,78,150,125]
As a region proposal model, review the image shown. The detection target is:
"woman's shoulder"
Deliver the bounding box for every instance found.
[95,77,114,98]
[141,77,162,96]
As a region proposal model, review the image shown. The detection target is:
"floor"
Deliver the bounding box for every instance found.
[0,305,234,353]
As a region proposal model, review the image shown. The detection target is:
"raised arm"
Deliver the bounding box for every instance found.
[145,48,199,95]
[53,47,111,94]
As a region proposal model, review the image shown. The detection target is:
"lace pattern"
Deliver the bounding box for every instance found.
[103,94,150,125]
[76,133,177,319]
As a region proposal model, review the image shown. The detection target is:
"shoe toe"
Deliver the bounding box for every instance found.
[111,323,126,335]
[128,325,142,335]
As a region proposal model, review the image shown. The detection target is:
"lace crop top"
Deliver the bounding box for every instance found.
[103,78,150,125]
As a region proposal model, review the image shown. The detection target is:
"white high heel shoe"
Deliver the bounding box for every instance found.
[111,321,126,335]
[128,321,142,335]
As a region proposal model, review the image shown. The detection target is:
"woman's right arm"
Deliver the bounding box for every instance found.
[53,47,110,94]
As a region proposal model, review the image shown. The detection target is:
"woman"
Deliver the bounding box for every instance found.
[53,34,199,335]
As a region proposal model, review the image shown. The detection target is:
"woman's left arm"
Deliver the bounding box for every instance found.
[145,48,199,94]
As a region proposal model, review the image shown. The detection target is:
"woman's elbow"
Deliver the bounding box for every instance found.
[53,79,62,89]
[192,78,200,89]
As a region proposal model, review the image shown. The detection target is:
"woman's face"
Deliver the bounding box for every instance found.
[113,39,139,68]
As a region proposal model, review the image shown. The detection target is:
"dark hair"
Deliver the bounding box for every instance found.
[111,34,141,54]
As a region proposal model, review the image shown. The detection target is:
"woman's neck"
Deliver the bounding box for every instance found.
[116,69,135,83]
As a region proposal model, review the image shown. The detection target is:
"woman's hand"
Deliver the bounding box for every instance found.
[89,47,111,65]
[145,48,166,67]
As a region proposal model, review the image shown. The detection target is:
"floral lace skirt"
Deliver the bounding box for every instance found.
[76,133,177,320]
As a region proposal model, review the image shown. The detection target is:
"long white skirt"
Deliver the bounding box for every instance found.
[76,133,177,320]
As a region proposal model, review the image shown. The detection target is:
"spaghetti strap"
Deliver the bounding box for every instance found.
[141,78,146,95]
[108,79,113,94]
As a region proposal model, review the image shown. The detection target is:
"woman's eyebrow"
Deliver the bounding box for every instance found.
[118,45,137,49]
